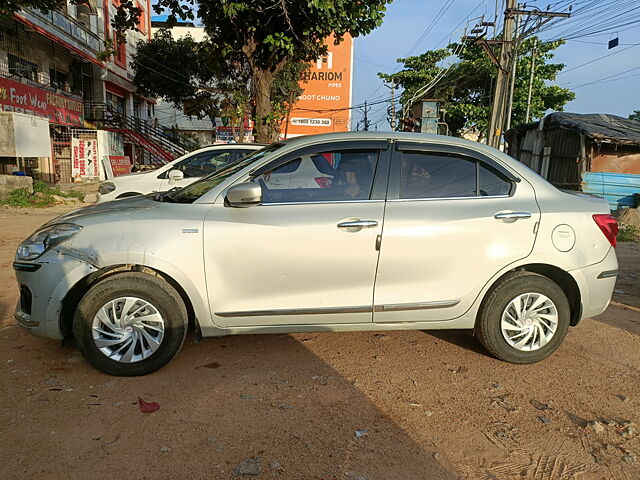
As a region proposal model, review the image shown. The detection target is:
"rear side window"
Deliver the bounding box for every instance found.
[400,152,476,199]
[399,152,512,199]
[479,164,511,196]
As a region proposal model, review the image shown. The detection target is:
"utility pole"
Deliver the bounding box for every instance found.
[525,38,538,123]
[385,81,397,130]
[487,0,516,149]
[362,100,371,131]
[486,3,570,148]
[504,3,522,133]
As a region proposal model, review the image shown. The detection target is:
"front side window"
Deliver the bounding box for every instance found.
[253,149,379,204]
[399,151,512,199]
[176,150,233,178]
[165,143,284,203]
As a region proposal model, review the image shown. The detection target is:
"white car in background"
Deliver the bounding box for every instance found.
[256,153,335,189]
[97,144,262,202]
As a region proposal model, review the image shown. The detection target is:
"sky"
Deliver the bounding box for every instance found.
[350,0,640,131]
[151,1,640,132]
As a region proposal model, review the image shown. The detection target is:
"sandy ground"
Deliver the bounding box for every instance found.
[0,205,639,480]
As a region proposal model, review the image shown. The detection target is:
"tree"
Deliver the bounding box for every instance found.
[132,30,307,142]
[153,0,392,142]
[380,37,575,138]
[630,110,640,122]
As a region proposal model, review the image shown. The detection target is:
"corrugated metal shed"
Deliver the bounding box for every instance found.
[581,171,640,209]
[545,112,640,147]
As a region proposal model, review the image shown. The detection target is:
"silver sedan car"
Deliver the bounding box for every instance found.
[14,132,619,376]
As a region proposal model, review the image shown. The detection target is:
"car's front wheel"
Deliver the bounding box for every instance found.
[476,272,570,364]
[73,272,188,376]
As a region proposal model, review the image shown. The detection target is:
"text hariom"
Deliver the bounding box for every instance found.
[302,71,343,82]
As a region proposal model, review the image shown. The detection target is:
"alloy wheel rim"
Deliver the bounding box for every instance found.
[91,297,165,363]
[500,292,558,352]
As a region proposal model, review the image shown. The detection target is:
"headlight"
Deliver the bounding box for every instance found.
[98,182,116,194]
[16,224,83,261]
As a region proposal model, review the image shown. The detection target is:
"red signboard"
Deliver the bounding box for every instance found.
[0,77,84,126]
[109,156,132,176]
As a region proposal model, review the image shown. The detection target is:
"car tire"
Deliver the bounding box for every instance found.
[476,271,570,364]
[73,272,188,376]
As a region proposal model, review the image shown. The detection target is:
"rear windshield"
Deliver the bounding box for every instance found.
[164,143,284,203]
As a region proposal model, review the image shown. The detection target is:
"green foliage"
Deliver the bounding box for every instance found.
[0,188,55,208]
[618,223,640,243]
[380,37,575,137]
[1,183,84,207]
[152,0,392,142]
[630,110,640,123]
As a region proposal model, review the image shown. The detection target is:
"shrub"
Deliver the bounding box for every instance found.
[618,222,640,242]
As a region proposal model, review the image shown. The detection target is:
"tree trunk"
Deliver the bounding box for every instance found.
[253,69,276,143]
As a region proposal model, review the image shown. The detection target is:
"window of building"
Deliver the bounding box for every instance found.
[106,92,126,116]
[75,0,97,30]
[49,68,69,91]
[137,2,147,34]
[8,54,39,81]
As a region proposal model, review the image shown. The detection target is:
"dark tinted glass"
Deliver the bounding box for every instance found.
[311,154,336,175]
[254,150,379,203]
[400,152,477,199]
[479,164,511,196]
[271,159,301,174]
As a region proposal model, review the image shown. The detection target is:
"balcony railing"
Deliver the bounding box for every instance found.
[21,8,102,54]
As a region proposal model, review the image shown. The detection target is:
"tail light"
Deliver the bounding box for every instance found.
[315,177,331,188]
[593,214,618,248]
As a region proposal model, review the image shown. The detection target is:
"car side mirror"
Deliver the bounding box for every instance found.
[225,182,262,208]
[167,169,184,184]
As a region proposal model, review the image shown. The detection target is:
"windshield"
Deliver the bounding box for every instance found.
[164,143,284,203]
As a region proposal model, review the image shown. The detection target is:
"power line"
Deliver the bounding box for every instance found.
[558,42,640,75]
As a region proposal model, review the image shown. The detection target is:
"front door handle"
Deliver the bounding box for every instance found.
[337,219,378,229]
[494,211,532,220]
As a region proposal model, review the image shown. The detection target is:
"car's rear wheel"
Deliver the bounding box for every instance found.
[476,272,570,364]
[73,272,188,376]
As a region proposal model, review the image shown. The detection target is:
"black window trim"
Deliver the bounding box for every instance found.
[249,140,392,203]
[388,142,517,201]
[394,142,520,183]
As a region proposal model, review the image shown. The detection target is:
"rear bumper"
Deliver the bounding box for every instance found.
[569,247,618,322]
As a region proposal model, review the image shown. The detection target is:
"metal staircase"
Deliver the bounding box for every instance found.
[84,102,196,163]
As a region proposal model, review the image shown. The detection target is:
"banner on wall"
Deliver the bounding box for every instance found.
[109,156,131,176]
[0,77,84,126]
[72,138,98,177]
[282,33,353,137]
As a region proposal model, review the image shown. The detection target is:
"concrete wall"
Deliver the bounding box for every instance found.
[0,174,33,194]
[591,150,640,175]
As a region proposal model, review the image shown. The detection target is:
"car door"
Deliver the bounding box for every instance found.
[373,142,540,323]
[203,141,391,327]
[158,149,235,191]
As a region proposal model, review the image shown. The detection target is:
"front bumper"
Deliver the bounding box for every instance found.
[569,246,619,322]
[14,249,98,340]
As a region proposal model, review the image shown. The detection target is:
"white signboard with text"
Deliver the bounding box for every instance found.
[72,137,98,178]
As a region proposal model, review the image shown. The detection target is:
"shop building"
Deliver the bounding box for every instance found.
[0,1,188,183]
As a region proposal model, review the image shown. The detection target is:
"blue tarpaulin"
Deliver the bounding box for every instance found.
[582,171,640,210]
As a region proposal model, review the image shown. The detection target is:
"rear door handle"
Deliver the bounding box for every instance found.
[494,211,532,220]
[337,220,378,229]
